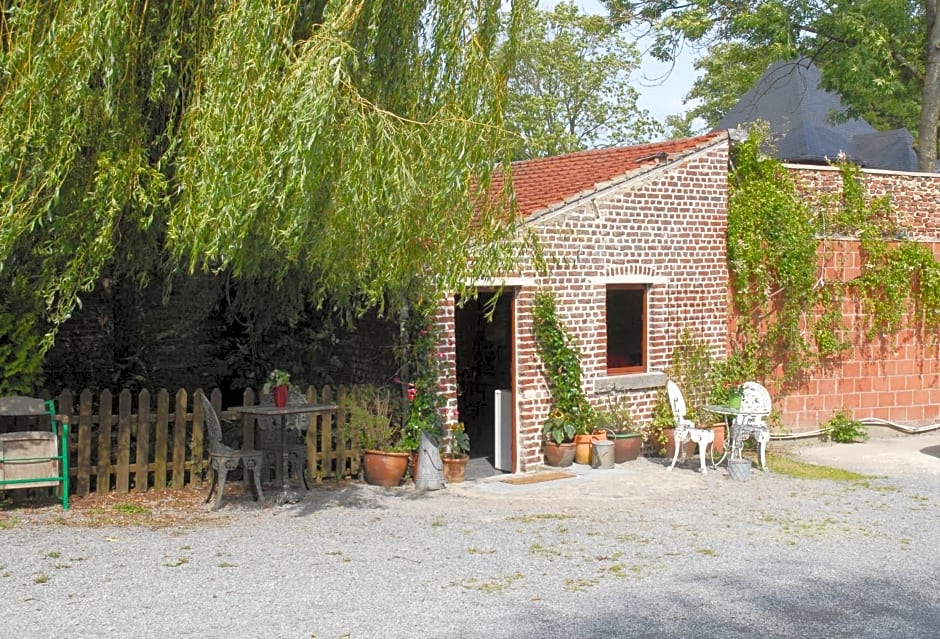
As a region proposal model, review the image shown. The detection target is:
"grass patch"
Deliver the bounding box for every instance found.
[506,513,575,523]
[766,453,872,482]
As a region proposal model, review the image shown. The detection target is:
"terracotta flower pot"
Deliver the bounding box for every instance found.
[575,433,604,465]
[442,453,469,483]
[611,432,642,463]
[544,440,576,467]
[362,449,409,487]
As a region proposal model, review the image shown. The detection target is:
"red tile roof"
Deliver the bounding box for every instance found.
[494,132,726,219]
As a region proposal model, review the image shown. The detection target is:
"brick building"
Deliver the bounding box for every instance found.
[436,132,940,474]
[436,132,733,473]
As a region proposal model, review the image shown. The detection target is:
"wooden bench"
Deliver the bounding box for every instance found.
[0,396,69,510]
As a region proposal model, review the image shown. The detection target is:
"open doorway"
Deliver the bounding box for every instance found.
[455,290,515,475]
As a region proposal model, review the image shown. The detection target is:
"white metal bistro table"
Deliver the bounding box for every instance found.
[229,402,336,505]
[702,403,771,469]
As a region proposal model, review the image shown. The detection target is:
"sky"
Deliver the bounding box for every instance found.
[537,0,701,125]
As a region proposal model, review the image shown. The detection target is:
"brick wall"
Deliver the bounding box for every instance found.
[774,166,940,430]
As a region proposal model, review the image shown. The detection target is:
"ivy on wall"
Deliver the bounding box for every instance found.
[728,129,940,388]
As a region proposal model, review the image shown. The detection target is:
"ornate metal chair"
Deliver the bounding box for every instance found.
[200,394,265,510]
[666,380,715,474]
[731,381,772,472]
[256,390,310,490]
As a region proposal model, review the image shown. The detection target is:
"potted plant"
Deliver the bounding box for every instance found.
[533,290,595,467]
[263,369,292,407]
[596,395,644,463]
[441,422,470,483]
[344,385,409,487]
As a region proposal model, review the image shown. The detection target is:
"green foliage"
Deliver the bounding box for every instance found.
[728,129,940,394]
[605,0,935,168]
[0,285,45,394]
[262,369,291,394]
[343,385,402,452]
[532,290,595,443]
[0,1,525,389]
[729,129,851,383]
[595,394,640,435]
[823,410,869,444]
[397,297,449,450]
[444,422,470,456]
[502,0,661,158]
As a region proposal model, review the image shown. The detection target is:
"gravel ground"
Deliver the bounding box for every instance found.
[1,444,939,639]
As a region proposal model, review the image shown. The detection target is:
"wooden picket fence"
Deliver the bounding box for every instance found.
[48,385,359,497]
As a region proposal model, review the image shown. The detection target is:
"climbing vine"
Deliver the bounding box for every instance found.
[728,129,940,387]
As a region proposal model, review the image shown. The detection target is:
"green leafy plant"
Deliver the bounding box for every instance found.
[824,410,869,443]
[595,393,642,436]
[443,422,470,457]
[344,385,404,452]
[532,290,596,444]
[262,369,291,393]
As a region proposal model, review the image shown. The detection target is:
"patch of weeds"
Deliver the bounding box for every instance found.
[767,454,873,482]
[528,543,561,557]
[163,557,189,568]
[0,515,20,529]
[54,563,71,569]
[460,573,524,593]
[506,513,574,523]
[34,574,50,584]
[217,561,238,568]
[44,551,61,559]
[823,411,869,443]
[563,577,598,592]
[467,546,496,555]
[430,517,444,528]
[613,533,650,545]
[114,503,149,516]
[696,548,717,557]
[603,563,645,579]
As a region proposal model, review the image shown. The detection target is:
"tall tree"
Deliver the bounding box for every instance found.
[503,1,661,159]
[0,1,524,391]
[605,0,939,172]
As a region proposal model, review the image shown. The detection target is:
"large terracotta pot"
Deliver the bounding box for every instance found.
[544,440,576,467]
[362,449,409,487]
[442,453,469,483]
[611,432,642,463]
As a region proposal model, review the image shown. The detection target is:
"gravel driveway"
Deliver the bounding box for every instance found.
[2,435,939,639]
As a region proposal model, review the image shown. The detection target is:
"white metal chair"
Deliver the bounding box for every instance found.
[731,381,772,472]
[666,380,714,474]
[201,394,265,510]
[257,390,310,490]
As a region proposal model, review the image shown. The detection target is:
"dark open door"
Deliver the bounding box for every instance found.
[454,290,515,473]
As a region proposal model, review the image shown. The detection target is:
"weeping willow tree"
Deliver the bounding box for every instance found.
[0,1,525,391]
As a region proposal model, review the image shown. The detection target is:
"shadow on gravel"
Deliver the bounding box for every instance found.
[921,444,940,460]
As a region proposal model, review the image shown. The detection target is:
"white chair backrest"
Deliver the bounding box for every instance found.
[740,381,772,415]
[666,381,688,426]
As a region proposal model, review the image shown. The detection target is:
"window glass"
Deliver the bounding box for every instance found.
[606,286,646,373]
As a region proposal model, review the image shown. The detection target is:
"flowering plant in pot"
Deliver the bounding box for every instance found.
[262,369,292,407]
[441,422,470,482]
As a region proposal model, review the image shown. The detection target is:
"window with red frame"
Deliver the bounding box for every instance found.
[606,285,646,374]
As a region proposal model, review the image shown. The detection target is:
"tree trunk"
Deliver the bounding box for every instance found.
[919,0,940,172]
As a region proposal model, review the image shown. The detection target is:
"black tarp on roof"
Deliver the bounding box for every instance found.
[713,59,918,172]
